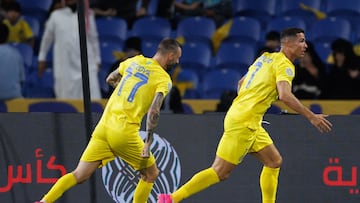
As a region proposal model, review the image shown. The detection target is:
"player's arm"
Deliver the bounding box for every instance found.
[106,68,122,88]
[277,81,332,133]
[141,92,165,158]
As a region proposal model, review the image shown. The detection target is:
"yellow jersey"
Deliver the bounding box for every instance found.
[100,55,172,125]
[3,18,34,43]
[226,52,295,128]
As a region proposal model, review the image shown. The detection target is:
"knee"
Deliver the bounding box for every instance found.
[213,168,231,181]
[72,170,90,184]
[217,172,231,181]
[140,167,159,183]
[268,156,283,168]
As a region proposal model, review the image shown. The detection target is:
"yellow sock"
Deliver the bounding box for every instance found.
[133,178,154,203]
[42,173,77,203]
[260,166,280,203]
[172,168,220,203]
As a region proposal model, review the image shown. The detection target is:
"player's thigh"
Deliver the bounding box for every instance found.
[250,127,282,167]
[107,123,156,171]
[249,126,274,153]
[80,124,114,167]
[216,124,256,165]
[251,144,282,168]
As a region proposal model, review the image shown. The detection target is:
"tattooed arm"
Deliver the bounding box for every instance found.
[141,92,165,158]
[106,68,122,88]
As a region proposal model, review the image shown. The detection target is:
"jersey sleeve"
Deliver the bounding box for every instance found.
[155,76,172,97]
[275,59,295,85]
[118,59,127,75]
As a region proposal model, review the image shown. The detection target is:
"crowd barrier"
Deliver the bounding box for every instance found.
[1,99,360,115]
[0,113,359,202]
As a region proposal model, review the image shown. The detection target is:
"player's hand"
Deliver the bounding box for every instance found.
[310,114,332,133]
[38,61,47,77]
[106,73,119,88]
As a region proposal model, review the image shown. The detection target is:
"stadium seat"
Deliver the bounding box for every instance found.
[176,16,216,46]
[265,104,282,114]
[22,15,40,38]
[175,68,200,99]
[0,101,7,112]
[313,41,332,66]
[91,102,104,113]
[10,43,33,68]
[224,16,261,44]
[28,101,78,113]
[23,69,55,98]
[309,17,352,43]
[278,0,322,27]
[17,0,52,11]
[310,104,323,114]
[350,107,360,115]
[353,23,360,43]
[232,0,277,28]
[182,103,194,114]
[146,0,159,16]
[179,42,212,75]
[201,69,243,99]
[100,42,123,72]
[17,0,52,25]
[141,38,159,57]
[325,0,360,27]
[98,68,110,96]
[96,17,128,45]
[131,16,171,42]
[266,16,307,33]
[214,41,255,74]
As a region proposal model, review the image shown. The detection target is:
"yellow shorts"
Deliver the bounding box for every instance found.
[216,116,273,165]
[80,120,155,170]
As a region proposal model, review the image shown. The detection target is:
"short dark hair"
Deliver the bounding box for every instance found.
[331,38,353,54]
[4,1,21,12]
[280,28,304,40]
[157,38,181,55]
[266,30,280,41]
[0,23,9,43]
[124,36,142,52]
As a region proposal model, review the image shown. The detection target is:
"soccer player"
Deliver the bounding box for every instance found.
[35,38,182,203]
[158,28,332,203]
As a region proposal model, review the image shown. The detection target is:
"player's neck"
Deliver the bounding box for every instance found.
[280,48,295,63]
[152,54,166,69]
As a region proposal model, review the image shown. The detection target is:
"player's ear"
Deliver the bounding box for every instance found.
[167,52,175,60]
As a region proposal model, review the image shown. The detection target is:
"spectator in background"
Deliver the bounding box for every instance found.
[47,0,63,17]
[325,38,360,99]
[292,41,328,99]
[215,90,237,112]
[174,0,232,27]
[0,0,15,21]
[0,22,25,100]
[90,0,149,29]
[202,0,232,27]
[2,1,34,47]
[38,0,101,99]
[156,0,176,19]
[257,30,280,57]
